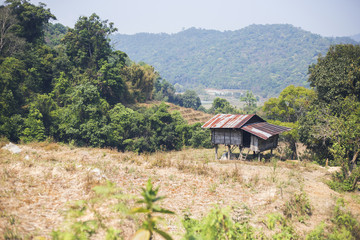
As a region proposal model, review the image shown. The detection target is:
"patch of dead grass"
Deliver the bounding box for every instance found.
[0,142,359,239]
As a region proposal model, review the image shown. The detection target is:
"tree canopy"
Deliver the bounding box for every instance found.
[0,1,211,152]
[297,44,360,191]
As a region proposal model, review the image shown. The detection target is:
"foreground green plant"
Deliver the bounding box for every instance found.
[305,198,360,240]
[265,213,298,240]
[52,181,127,240]
[131,179,174,240]
[283,192,312,223]
[328,166,360,192]
[182,206,256,239]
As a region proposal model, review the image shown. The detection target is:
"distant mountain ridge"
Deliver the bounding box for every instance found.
[350,33,360,42]
[112,24,357,97]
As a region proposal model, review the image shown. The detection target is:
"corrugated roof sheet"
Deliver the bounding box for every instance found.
[202,114,255,129]
[202,114,291,140]
[241,122,291,140]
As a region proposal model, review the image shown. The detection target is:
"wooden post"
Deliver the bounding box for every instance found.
[215,144,218,161]
[244,149,250,161]
[227,145,231,160]
[238,146,243,160]
[271,148,273,155]
[258,152,261,161]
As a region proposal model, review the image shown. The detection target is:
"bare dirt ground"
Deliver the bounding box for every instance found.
[0,142,359,239]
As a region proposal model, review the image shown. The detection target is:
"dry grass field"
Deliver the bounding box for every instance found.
[1,141,360,239]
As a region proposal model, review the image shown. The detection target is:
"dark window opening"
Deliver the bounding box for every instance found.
[243,131,251,148]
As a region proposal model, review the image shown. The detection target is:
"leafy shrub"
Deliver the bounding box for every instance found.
[264,213,298,240]
[330,198,360,239]
[189,128,212,148]
[130,179,174,240]
[21,108,46,143]
[283,192,312,222]
[182,206,255,239]
[327,167,360,192]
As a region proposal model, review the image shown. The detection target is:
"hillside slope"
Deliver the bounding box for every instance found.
[112,24,357,97]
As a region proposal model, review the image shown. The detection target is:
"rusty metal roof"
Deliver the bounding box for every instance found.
[241,122,291,140]
[202,114,257,129]
[202,114,291,140]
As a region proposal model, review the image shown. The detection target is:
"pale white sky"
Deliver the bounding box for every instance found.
[3,0,360,37]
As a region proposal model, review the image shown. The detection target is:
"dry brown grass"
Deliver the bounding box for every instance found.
[0,142,359,239]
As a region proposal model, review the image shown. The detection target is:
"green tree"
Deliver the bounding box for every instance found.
[0,5,25,57]
[62,13,116,71]
[5,0,55,44]
[96,51,128,105]
[44,22,67,47]
[299,44,360,190]
[153,78,176,102]
[0,57,27,117]
[58,83,110,147]
[108,103,142,150]
[149,103,184,151]
[263,85,315,159]
[178,90,201,110]
[209,97,241,114]
[308,44,360,104]
[240,90,257,113]
[263,85,315,122]
[21,107,46,142]
[121,63,157,103]
[30,94,58,135]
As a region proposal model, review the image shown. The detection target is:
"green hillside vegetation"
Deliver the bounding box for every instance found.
[112,25,357,97]
[263,44,360,192]
[0,0,210,152]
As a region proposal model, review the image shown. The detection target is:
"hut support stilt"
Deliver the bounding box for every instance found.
[215,144,218,161]
[227,145,231,160]
[238,146,243,160]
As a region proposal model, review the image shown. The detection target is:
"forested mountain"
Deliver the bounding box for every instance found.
[112,24,357,97]
[350,33,360,42]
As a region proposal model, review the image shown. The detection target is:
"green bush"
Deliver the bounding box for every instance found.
[182,207,255,239]
[283,192,312,222]
[327,168,360,192]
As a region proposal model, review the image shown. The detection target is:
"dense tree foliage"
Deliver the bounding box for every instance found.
[263,85,315,159]
[296,45,360,191]
[208,97,242,114]
[44,23,67,47]
[240,91,258,114]
[5,0,56,44]
[62,13,116,71]
[262,46,360,190]
[0,1,211,152]
[112,25,357,97]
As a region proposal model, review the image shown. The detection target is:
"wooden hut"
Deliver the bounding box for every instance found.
[202,114,290,160]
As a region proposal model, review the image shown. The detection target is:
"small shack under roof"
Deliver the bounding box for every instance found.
[202,114,290,160]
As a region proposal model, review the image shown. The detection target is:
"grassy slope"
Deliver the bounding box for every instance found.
[1,141,360,239]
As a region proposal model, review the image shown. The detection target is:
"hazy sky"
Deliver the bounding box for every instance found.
[6,0,360,37]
